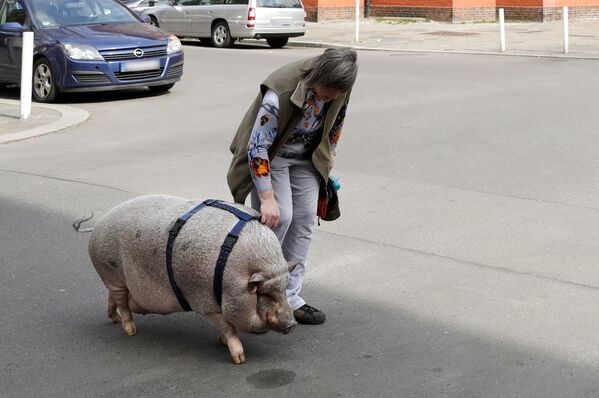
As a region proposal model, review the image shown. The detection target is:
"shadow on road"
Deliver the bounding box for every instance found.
[181,39,293,50]
[1,196,598,397]
[0,83,172,105]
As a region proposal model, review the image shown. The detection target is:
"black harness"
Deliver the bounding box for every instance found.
[165,199,260,311]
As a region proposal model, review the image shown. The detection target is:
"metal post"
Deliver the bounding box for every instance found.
[563,6,569,54]
[499,8,506,52]
[355,0,360,43]
[20,31,34,119]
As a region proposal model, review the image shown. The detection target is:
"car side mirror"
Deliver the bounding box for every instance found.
[0,22,24,32]
[140,14,152,23]
[148,0,156,5]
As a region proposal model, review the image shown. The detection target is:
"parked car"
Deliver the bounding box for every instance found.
[139,0,305,48]
[0,0,184,102]
[121,0,169,13]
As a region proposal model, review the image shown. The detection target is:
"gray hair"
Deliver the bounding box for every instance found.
[300,47,358,91]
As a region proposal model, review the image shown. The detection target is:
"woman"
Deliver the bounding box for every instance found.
[227,47,358,325]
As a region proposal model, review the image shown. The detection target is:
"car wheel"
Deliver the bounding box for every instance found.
[266,37,289,49]
[212,21,233,48]
[33,58,60,103]
[149,15,159,27]
[148,83,175,93]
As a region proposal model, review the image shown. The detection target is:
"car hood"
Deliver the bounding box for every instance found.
[45,22,169,50]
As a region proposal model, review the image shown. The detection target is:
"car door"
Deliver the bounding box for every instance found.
[156,0,194,35]
[189,0,222,38]
[0,0,27,83]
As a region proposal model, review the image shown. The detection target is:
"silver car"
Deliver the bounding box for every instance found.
[139,0,305,48]
[122,0,170,13]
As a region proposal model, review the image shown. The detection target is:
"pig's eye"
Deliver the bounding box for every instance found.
[258,293,274,302]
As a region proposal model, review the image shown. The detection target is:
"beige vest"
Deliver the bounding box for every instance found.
[227,58,351,204]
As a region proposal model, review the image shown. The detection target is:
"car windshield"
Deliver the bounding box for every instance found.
[28,0,139,28]
[256,0,302,7]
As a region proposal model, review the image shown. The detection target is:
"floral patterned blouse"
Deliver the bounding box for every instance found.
[247,88,347,193]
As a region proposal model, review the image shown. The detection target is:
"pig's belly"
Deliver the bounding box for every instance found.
[126,279,183,315]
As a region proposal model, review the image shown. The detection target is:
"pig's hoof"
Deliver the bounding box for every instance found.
[230,351,246,365]
[109,312,121,324]
[123,321,137,336]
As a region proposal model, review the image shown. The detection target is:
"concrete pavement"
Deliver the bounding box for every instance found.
[295,18,599,58]
[1,17,598,142]
[3,46,599,397]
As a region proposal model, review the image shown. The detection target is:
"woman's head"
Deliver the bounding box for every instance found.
[301,47,358,97]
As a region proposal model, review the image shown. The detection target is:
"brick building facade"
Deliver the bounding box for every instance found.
[303,0,599,22]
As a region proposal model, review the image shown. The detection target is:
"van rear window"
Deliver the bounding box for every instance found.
[257,0,302,8]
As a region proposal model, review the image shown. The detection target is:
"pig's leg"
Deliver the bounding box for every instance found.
[205,313,245,364]
[106,292,120,323]
[109,287,137,336]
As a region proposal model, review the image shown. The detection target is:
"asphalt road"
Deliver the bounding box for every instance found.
[2,43,599,397]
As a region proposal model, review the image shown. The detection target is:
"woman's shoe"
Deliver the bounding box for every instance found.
[293,304,326,325]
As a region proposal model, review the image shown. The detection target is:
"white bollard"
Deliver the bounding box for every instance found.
[563,6,569,54]
[355,0,360,42]
[20,31,34,120]
[499,8,506,52]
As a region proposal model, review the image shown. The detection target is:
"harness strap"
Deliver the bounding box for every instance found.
[166,202,207,312]
[213,218,247,305]
[165,199,259,311]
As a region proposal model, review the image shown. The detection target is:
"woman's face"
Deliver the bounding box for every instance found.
[313,85,345,102]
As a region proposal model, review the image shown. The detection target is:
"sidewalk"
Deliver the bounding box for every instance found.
[0,99,89,144]
[295,18,599,58]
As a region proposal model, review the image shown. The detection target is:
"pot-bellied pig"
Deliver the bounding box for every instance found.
[88,195,297,364]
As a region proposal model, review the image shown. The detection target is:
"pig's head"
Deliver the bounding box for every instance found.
[221,225,297,335]
[244,261,298,335]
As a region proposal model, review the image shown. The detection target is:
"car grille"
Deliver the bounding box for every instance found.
[100,46,167,61]
[114,69,164,81]
[167,63,183,78]
[72,72,111,83]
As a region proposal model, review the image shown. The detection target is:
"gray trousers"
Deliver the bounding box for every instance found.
[251,156,320,310]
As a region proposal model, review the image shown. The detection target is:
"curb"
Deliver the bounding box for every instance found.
[287,40,599,60]
[0,100,89,144]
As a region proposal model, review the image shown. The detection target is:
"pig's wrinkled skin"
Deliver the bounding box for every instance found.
[88,195,297,364]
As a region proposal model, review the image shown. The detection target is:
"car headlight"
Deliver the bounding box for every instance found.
[62,43,103,61]
[167,34,182,54]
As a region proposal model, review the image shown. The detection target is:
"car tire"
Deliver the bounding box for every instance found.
[32,58,60,103]
[211,21,233,48]
[149,15,159,27]
[148,83,175,93]
[266,37,289,49]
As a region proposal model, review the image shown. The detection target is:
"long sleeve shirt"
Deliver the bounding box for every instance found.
[247,88,347,193]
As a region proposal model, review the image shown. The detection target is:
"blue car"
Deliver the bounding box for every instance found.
[0,0,184,102]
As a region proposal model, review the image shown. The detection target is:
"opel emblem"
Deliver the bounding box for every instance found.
[133,48,144,58]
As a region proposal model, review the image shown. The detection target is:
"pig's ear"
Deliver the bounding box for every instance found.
[248,273,265,294]
[287,260,299,273]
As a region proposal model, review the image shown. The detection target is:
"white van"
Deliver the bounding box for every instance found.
[136,0,306,48]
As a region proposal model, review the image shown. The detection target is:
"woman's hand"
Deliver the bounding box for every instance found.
[258,190,280,229]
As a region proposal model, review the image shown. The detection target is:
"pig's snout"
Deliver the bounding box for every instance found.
[282,321,297,335]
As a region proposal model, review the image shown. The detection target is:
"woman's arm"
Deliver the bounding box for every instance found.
[329,102,348,157]
[247,89,281,228]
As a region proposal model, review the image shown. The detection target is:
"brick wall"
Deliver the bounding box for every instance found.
[501,5,599,20]
[308,1,599,21]
[369,6,453,20]
[306,6,364,20]
[369,6,495,21]
[453,6,496,20]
